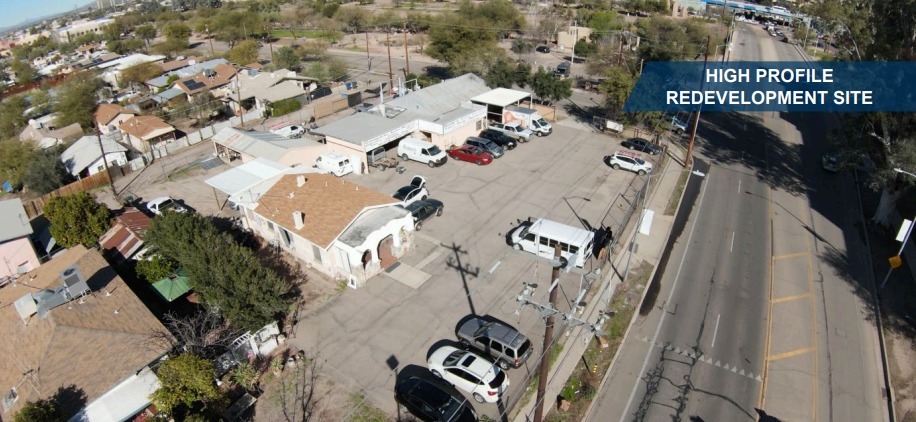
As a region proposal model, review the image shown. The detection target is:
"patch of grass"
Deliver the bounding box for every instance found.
[520,338,566,407]
[346,393,389,422]
[272,29,341,40]
[167,164,200,181]
[664,170,690,216]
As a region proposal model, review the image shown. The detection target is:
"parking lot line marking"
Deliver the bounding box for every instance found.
[730,231,736,252]
[771,292,812,303]
[711,313,721,348]
[488,260,501,275]
[738,179,741,193]
[772,251,808,260]
[766,347,814,361]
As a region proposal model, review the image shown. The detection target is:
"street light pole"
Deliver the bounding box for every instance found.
[880,168,916,288]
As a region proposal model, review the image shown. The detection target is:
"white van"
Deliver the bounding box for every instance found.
[314,152,354,177]
[508,218,594,268]
[397,137,448,168]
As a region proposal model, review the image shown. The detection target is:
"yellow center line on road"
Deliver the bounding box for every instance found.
[766,346,815,361]
[771,292,813,303]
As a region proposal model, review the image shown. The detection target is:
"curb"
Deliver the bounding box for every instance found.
[582,159,695,422]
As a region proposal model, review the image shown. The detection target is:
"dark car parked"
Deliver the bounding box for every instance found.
[478,129,517,150]
[621,137,661,155]
[402,199,444,230]
[308,86,332,100]
[395,377,478,422]
[536,45,551,53]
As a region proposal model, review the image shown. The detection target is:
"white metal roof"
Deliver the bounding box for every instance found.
[205,158,289,196]
[0,198,32,242]
[212,128,322,162]
[60,135,128,176]
[470,88,532,107]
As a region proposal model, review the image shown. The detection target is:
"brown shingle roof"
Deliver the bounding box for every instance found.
[95,103,137,126]
[0,246,171,417]
[256,174,398,249]
[157,56,199,72]
[174,63,238,95]
[119,115,175,139]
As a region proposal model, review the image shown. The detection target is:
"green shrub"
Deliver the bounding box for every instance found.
[269,98,302,117]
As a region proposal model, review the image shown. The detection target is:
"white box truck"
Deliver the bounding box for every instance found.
[504,106,552,136]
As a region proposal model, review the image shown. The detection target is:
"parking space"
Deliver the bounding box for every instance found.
[288,124,661,419]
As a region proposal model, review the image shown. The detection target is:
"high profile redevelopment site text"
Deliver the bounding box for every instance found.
[666,67,874,106]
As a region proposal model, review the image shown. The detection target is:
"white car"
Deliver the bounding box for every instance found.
[271,125,306,138]
[147,196,188,215]
[488,122,534,142]
[607,151,653,175]
[392,175,429,207]
[427,346,510,403]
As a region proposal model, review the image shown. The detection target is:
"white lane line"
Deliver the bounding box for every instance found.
[738,179,741,193]
[619,171,712,422]
[730,231,736,252]
[488,260,501,275]
[711,314,721,349]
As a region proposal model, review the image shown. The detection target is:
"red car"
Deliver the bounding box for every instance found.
[448,145,493,165]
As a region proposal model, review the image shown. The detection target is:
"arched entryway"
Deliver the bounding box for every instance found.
[361,250,372,269]
[377,235,397,270]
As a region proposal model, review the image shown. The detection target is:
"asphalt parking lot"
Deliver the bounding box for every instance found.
[287,123,660,420]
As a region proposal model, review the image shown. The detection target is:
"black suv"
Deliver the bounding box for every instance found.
[621,137,661,155]
[395,377,477,422]
[478,129,518,150]
[401,199,444,230]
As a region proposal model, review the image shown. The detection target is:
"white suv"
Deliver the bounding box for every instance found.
[607,151,653,175]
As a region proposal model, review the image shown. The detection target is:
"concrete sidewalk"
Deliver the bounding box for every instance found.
[511,157,690,422]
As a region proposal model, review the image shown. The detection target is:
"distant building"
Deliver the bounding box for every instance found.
[51,18,115,44]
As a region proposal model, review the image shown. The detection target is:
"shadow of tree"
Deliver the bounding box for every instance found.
[695,112,810,196]
[51,384,88,419]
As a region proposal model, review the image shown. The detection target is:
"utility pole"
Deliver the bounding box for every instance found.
[206,27,214,56]
[515,244,611,422]
[533,244,562,422]
[403,18,410,76]
[386,31,394,96]
[685,35,710,168]
[365,29,371,70]
[236,76,245,127]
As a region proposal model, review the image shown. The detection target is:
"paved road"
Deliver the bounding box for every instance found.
[590,22,886,422]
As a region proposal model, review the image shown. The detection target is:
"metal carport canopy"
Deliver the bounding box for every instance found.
[470,88,531,107]
[204,158,288,196]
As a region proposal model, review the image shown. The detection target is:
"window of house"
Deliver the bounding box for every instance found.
[312,244,322,264]
[280,228,294,249]
[266,221,275,232]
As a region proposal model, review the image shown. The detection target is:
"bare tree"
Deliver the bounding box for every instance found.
[535,6,571,45]
[149,309,245,359]
[256,353,323,422]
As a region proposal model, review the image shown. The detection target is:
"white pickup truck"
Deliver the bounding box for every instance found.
[488,122,534,142]
[271,125,306,138]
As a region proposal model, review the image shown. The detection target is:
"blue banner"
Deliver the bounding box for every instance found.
[623,61,916,112]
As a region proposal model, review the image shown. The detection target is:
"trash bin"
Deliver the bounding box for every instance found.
[345,82,352,90]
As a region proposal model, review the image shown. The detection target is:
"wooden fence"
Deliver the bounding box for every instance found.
[22,171,112,219]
